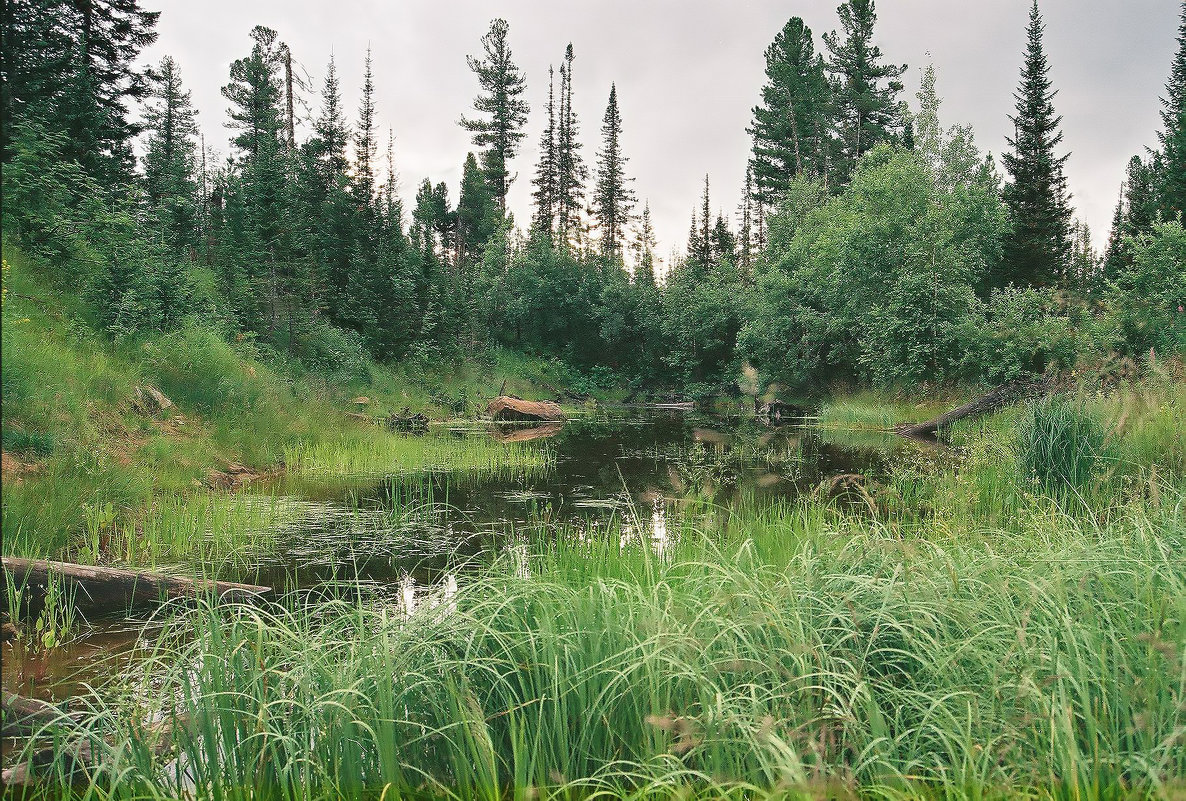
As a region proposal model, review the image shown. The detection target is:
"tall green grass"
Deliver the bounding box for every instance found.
[14,495,1184,800]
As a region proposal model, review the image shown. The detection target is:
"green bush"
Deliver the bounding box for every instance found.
[295,320,372,384]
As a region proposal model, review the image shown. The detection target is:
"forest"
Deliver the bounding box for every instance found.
[1,0,1184,798]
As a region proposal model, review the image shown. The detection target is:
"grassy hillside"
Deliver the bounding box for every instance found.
[1,246,586,558]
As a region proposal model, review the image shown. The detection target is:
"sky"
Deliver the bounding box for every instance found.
[140,0,1180,267]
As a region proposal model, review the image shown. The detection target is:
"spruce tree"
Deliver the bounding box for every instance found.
[1158,1,1186,219]
[823,0,906,185]
[592,83,636,261]
[748,17,832,204]
[460,18,530,213]
[555,45,587,251]
[1001,1,1073,287]
[1,0,159,182]
[1103,155,1158,276]
[142,55,198,255]
[457,152,499,272]
[354,48,378,201]
[531,66,558,236]
[633,202,658,286]
[222,25,289,333]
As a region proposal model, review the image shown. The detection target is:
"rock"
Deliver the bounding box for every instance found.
[132,385,174,417]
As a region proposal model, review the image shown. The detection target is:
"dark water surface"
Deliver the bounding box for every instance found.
[2,409,898,705]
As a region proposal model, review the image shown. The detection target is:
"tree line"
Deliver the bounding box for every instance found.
[2,0,1182,394]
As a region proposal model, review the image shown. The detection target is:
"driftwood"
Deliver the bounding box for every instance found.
[486,396,565,423]
[2,558,271,617]
[896,377,1051,440]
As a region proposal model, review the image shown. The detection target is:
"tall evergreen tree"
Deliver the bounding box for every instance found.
[1,0,159,182]
[531,66,559,236]
[457,152,499,272]
[748,17,832,204]
[822,0,906,185]
[1158,1,1186,219]
[555,44,587,250]
[1001,0,1073,287]
[142,55,198,255]
[354,48,378,200]
[633,201,658,286]
[592,83,636,261]
[1103,155,1159,276]
[222,25,288,332]
[460,18,530,213]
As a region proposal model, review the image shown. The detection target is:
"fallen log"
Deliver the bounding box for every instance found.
[2,692,83,738]
[486,396,565,423]
[896,377,1051,440]
[1,700,189,787]
[2,558,272,617]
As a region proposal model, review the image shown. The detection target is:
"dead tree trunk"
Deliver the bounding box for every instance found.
[2,558,271,617]
[897,377,1051,440]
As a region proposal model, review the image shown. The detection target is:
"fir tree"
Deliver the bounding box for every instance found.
[460,18,529,213]
[142,55,198,255]
[1158,1,1186,219]
[555,44,587,251]
[531,66,558,236]
[592,83,636,261]
[823,0,907,185]
[1001,0,1073,287]
[457,152,499,272]
[354,48,377,201]
[1103,155,1158,276]
[748,17,832,204]
[633,201,658,286]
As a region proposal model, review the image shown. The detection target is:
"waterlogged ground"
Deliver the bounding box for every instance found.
[2,409,898,704]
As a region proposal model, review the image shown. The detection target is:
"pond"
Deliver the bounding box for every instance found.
[1,408,906,706]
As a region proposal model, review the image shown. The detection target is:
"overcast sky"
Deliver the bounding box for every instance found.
[141,0,1180,266]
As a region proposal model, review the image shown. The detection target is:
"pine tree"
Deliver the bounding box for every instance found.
[460,18,529,213]
[531,66,558,236]
[142,55,198,255]
[737,168,757,273]
[555,44,587,251]
[748,17,832,204]
[822,0,907,185]
[592,83,636,261]
[1158,1,1186,219]
[1000,1,1073,287]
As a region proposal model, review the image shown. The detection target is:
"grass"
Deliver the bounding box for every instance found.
[281,432,553,479]
[10,493,1183,800]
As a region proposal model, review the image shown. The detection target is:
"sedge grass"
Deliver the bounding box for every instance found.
[15,492,1184,801]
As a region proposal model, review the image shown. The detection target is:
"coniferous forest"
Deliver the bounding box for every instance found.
[1,2,1185,798]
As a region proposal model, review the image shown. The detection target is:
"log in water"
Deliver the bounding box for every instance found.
[1,557,272,616]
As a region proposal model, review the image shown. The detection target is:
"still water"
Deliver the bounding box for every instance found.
[2,409,900,703]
